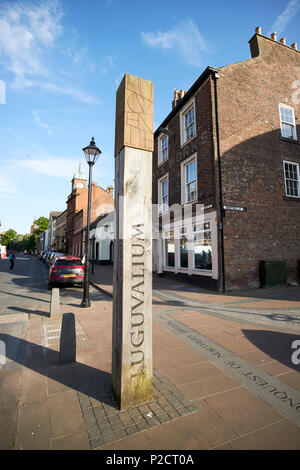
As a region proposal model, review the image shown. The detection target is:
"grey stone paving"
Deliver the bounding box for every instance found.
[153,290,300,330]
[78,368,197,449]
[153,309,300,428]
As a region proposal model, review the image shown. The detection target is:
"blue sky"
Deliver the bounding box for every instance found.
[0,0,300,234]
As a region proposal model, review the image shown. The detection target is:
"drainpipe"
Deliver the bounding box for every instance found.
[213,71,226,292]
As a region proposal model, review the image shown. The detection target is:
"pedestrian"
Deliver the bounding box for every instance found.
[9,252,15,270]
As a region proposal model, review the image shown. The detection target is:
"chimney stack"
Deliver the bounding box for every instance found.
[172,89,186,109]
[172,90,179,109]
[271,32,277,41]
[255,26,261,34]
[291,42,298,50]
[280,37,286,45]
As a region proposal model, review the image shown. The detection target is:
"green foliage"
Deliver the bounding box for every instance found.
[1,229,17,246]
[2,216,48,251]
[34,217,49,236]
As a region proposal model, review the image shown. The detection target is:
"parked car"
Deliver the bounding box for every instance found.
[48,252,64,267]
[44,252,54,267]
[39,250,46,260]
[48,256,84,289]
[42,251,50,263]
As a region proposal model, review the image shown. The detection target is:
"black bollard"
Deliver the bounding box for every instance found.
[59,313,76,365]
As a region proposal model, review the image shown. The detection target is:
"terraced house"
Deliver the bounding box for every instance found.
[152,27,300,291]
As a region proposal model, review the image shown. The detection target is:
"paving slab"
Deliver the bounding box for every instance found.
[2,261,300,450]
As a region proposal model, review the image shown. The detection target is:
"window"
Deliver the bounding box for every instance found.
[159,175,168,213]
[56,259,83,266]
[279,104,297,140]
[180,98,196,146]
[158,134,168,164]
[179,227,188,268]
[183,106,195,143]
[283,161,300,197]
[194,222,212,270]
[164,231,175,267]
[184,158,197,203]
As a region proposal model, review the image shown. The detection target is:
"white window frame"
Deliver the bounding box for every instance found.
[180,97,196,146]
[283,160,300,198]
[179,226,189,269]
[193,221,212,272]
[158,173,169,213]
[279,103,297,140]
[158,133,168,165]
[181,154,197,205]
[163,230,175,268]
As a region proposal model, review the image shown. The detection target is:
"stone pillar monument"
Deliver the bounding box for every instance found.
[112,73,153,410]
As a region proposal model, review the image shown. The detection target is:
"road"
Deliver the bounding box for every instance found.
[0,253,98,449]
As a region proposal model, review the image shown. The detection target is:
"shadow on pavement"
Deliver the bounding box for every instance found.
[7,306,49,318]
[0,290,50,304]
[0,332,115,408]
[242,329,300,372]
[91,264,300,302]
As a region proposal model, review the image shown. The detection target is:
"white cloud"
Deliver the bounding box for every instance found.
[0,1,100,104]
[0,0,63,85]
[34,81,101,104]
[269,0,300,36]
[19,156,79,179]
[33,109,53,135]
[141,18,210,67]
[0,173,19,196]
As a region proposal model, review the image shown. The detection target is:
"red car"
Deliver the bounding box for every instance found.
[48,256,84,289]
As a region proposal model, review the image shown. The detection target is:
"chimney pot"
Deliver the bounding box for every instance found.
[255,26,261,34]
[291,42,298,50]
[280,37,286,45]
[172,89,186,109]
[271,32,277,41]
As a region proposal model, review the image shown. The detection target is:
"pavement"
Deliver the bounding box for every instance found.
[1,256,300,451]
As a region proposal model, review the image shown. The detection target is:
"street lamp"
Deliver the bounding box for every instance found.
[81,137,101,308]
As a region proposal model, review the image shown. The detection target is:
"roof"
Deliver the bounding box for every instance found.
[154,66,219,137]
[73,170,87,181]
[49,211,63,219]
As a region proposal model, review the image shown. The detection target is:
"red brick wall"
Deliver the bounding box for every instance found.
[153,77,216,214]
[218,34,300,288]
[66,184,114,255]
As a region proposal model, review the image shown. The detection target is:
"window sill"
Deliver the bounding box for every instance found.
[157,158,169,168]
[283,195,300,201]
[280,137,300,145]
[180,135,197,149]
[181,200,198,207]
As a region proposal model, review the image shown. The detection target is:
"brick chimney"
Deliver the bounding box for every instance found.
[249,26,300,58]
[172,89,186,109]
[106,185,113,196]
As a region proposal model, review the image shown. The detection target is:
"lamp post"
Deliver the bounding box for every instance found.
[81,137,101,308]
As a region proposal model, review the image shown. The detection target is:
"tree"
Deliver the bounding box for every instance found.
[1,229,17,246]
[34,217,49,236]
[27,216,49,250]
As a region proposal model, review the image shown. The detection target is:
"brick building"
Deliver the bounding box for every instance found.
[153,27,300,291]
[65,168,114,256]
[54,209,67,253]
